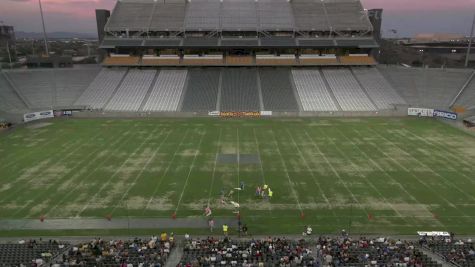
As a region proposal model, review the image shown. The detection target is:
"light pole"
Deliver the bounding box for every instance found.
[38,0,49,56]
[465,14,475,68]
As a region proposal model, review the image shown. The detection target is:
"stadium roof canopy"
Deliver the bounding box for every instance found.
[105,0,373,33]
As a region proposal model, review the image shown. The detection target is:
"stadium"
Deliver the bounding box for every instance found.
[0,0,475,266]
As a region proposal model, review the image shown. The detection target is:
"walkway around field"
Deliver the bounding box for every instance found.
[0,217,238,231]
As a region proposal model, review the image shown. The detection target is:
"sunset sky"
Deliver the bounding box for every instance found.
[0,0,474,37]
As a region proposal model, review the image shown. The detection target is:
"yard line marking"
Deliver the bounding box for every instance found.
[330,128,414,224]
[46,129,136,216]
[142,129,190,213]
[77,127,161,216]
[174,130,206,215]
[285,129,331,207]
[236,128,240,206]
[269,128,303,213]
[303,129,367,214]
[359,128,470,216]
[368,128,475,203]
[252,128,266,184]
[111,130,172,214]
[252,128,272,215]
[207,129,222,206]
[401,129,475,185]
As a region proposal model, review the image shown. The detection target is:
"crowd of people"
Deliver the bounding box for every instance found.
[315,236,440,267]
[424,236,474,267]
[52,236,174,266]
[179,237,315,267]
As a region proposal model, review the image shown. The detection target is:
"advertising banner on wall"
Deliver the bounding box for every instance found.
[23,110,54,122]
[408,108,434,117]
[433,110,457,120]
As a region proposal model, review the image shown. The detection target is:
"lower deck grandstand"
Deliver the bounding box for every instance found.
[2,66,474,116]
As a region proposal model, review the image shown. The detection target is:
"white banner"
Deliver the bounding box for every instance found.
[408,108,434,117]
[260,111,272,116]
[417,231,450,237]
[208,111,220,117]
[24,110,54,122]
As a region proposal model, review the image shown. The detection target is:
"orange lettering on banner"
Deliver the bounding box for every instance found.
[220,111,261,118]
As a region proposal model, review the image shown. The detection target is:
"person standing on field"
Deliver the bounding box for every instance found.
[223,224,228,236]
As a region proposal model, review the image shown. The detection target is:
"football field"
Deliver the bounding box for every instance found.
[1,117,475,235]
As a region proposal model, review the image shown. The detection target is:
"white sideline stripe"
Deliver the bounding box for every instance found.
[302,129,367,215]
[269,129,303,213]
[207,129,222,206]
[77,128,162,216]
[143,129,191,213]
[328,128,410,223]
[402,129,475,185]
[174,131,206,214]
[362,128,468,213]
[369,128,475,203]
[111,130,173,214]
[285,129,331,206]
[46,130,134,216]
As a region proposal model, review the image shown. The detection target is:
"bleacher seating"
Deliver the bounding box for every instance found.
[142,69,188,112]
[324,0,372,31]
[291,69,339,111]
[181,68,220,112]
[0,240,69,266]
[75,68,127,110]
[352,67,407,109]
[0,73,28,113]
[454,74,475,110]
[179,237,315,266]
[54,237,173,266]
[142,55,180,66]
[426,238,474,267]
[5,70,54,109]
[105,69,157,111]
[221,68,260,111]
[226,56,254,65]
[259,68,299,111]
[103,55,140,65]
[339,55,377,65]
[323,68,376,111]
[378,66,472,109]
[317,236,441,267]
[50,69,100,107]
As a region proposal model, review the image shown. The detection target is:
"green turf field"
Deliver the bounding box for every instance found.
[0,117,474,235]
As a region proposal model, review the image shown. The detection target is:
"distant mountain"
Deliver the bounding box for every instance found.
[15,31,97,40]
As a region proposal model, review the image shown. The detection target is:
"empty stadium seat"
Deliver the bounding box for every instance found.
[142,69,188,112]
[259,68,299,111]
[291,69,339,111]
[323,68,376,111]
[221,68,260,111]
[181,68,220,112]
[105,69,157,111]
